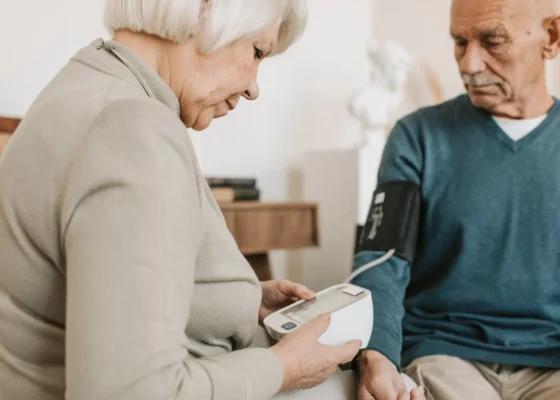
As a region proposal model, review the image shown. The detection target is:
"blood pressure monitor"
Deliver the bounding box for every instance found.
[264,181,421,349]
[262,181,422,381]
[263,283,373,348]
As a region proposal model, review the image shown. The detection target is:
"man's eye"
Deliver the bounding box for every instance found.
[455,39,468,47]
[485,41,504,47]
[254,46,264,60]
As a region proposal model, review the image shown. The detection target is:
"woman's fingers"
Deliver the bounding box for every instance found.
[290,283,315,299]
[278,280,314,300]
[333,339,362,364]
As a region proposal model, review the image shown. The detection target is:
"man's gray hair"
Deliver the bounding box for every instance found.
[104,0,307,54]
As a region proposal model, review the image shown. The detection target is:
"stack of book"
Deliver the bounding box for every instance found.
[206,177,260,203]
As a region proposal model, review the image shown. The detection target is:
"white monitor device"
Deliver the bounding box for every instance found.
[263,283,373,348]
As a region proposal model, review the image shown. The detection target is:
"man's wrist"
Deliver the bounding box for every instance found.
[361,349,401,373]
[356,350,377,373]
[341,349,397,374]
[362,349,386,361]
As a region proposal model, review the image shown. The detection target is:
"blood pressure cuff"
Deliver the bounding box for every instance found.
[356,180,421,263]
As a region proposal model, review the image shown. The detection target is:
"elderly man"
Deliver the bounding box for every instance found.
[351,0,560,399]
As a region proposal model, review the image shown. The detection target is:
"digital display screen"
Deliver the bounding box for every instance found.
[282,286,366,325]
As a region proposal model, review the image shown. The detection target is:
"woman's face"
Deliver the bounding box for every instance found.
[174,23,281,131]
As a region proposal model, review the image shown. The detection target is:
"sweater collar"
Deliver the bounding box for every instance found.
[466,94,560,153]
[97,39,181,117]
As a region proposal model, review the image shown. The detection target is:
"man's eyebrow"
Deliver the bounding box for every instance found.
[475,25,512,39]
[450,31,464,40]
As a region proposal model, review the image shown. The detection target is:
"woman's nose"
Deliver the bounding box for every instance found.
[243,79,259,101]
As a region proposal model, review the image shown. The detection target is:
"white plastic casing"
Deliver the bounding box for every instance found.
[263,283,374,349]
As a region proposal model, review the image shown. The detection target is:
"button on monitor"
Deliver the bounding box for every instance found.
[281,322,298,331]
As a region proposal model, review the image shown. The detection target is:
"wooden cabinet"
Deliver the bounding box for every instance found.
[220,202,320,280]
[0,117,20,155]
[0,117,20,133]
[0,133,10,155]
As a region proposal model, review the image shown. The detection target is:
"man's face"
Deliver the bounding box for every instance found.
[450,0,548,113]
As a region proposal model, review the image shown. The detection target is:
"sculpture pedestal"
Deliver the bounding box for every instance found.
[356,130,387,225]
[302,135,387,290]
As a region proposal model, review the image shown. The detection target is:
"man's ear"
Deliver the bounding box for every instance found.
[543,15,560,59]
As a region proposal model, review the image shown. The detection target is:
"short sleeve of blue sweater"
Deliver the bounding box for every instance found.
[350,117,421,369]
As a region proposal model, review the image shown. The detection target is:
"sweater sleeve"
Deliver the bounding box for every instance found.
[350,120,422,370]
[60,99,283,400]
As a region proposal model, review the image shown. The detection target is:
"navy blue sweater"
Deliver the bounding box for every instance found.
[351,94,560,370]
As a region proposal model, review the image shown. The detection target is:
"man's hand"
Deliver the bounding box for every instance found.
[358,350,426,400]
[259,280,315,324]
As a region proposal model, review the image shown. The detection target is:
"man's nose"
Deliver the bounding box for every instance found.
[242,79,259,101]
[459,43,486,75]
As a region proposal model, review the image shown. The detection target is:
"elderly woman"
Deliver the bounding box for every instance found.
[0,1,427,399]
[0,0,360,399]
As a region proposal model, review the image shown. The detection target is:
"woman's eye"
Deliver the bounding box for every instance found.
[254,46,264,60]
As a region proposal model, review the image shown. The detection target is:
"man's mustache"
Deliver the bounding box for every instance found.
[462,74,503,87]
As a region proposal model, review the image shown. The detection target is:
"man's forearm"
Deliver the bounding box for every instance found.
[350,250,410,370]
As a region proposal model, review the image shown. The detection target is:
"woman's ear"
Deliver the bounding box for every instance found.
[543,15,560,59]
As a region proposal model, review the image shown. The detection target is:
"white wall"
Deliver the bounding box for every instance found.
[373,0,462,100]
[0,1,107,116]
[198,0,372,197]
[0,0,204,152]
[198,0,373,280]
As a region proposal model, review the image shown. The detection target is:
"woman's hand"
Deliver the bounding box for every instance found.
[259,280,315,324]
[270,313,362,392]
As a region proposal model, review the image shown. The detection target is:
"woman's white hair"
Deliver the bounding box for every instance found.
[104,0,307,54]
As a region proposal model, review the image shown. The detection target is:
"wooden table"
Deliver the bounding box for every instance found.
[220,201,320,280]
[0,117,20,155]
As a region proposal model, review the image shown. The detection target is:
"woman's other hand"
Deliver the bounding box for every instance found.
[270,313,362,392]
[259,280,315,324]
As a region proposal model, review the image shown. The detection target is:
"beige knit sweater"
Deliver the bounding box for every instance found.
[0,39,283,400]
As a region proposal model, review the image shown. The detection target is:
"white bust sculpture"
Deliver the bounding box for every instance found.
[347,41,415,137]
[347,41,415,224]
